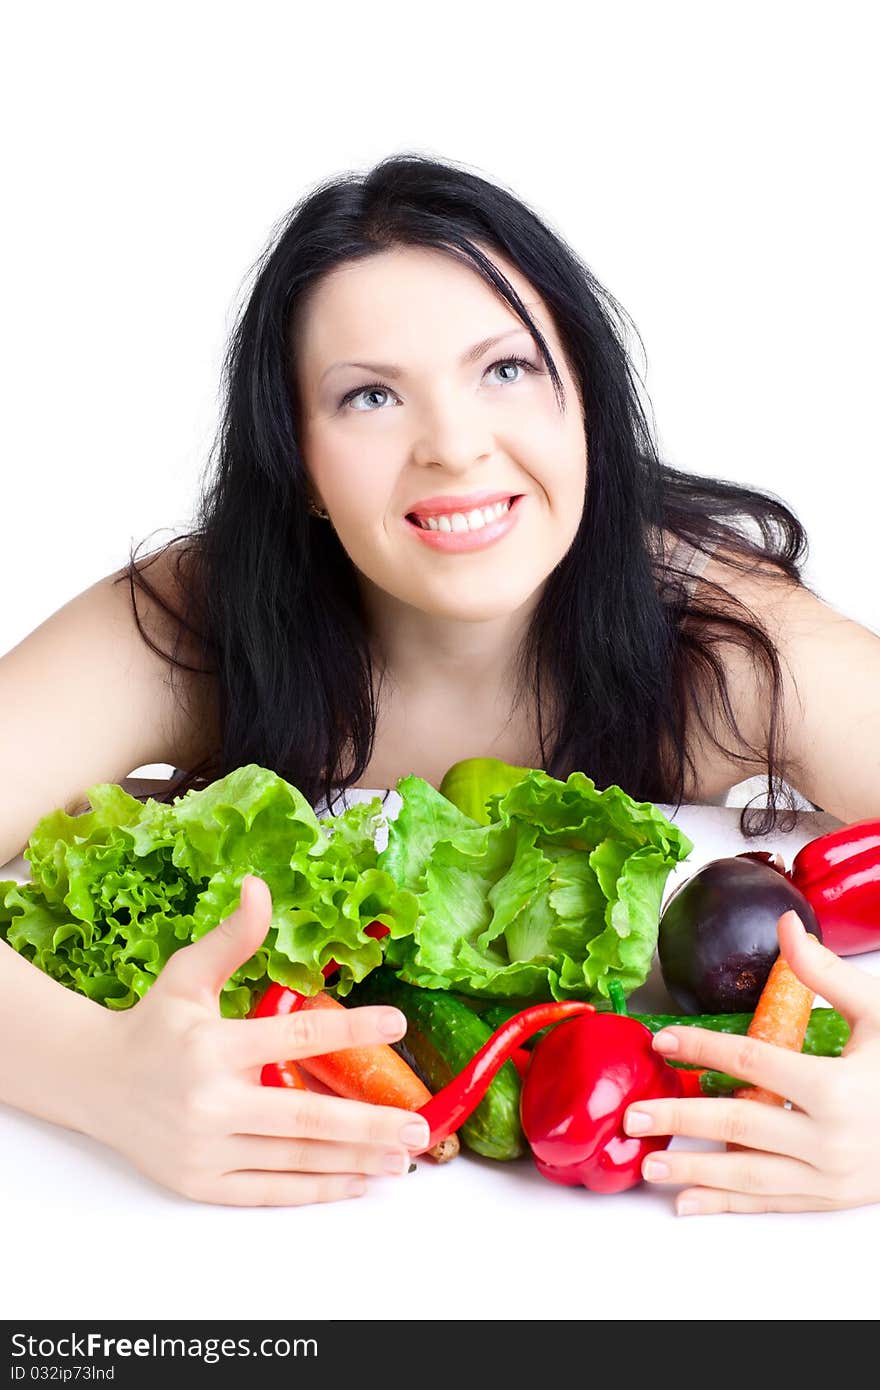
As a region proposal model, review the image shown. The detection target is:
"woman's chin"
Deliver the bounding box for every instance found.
[414,587,540,624]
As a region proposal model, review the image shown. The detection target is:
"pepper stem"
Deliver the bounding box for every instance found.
[607,980,628,1015]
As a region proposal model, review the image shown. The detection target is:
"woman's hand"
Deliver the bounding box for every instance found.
[623,911,880,1214]
[89,875,430,1206]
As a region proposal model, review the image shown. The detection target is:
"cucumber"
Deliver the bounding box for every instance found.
[349,971,525,1160]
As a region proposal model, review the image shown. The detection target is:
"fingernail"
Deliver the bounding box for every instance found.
[643,1157,669,1180]
[346,1178,367,1197]
[377,1009,406,1039]
[653,1030,679,1053]
[383,1150,408,1175]
[676,1198,700,1216]
[400,1120,430,1148]
[625,1109,652,1134]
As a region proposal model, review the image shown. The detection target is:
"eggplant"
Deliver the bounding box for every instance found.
[658,856,821,1014]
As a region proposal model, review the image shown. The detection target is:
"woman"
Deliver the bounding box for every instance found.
[1,154,879,1214]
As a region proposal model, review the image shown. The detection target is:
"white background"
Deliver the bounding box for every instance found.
[1,0,879,1323]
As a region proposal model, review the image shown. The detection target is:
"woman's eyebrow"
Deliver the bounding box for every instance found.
[319,326,534,384]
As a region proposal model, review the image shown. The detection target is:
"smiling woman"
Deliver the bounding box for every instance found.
[2,150,880,1219]
[109,153,879,835]
[289,238,590,686]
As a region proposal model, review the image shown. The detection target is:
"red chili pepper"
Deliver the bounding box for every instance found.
[252,921,392,1089]
[510,1046,532,1080]
[675,1066,708,1099]
[788,819,880,956]
[251,982,307,1089]
[417,1002,596,1148]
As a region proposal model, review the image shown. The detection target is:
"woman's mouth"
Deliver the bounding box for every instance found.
[404,495,525,552]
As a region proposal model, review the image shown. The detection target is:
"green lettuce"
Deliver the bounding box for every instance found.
[0,765,419,1017]
[379,767,693,1002]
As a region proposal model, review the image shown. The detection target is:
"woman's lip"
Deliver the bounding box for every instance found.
[406,489,521,519]
[403,494,525,552]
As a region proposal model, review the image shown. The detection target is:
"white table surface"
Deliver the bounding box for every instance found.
[2,791,878,1322]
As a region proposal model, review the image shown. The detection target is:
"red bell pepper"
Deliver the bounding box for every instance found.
[521,1012,684,1193]
[788,819,880,956]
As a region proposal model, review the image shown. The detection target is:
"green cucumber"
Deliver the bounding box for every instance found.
[349,971,525,1161]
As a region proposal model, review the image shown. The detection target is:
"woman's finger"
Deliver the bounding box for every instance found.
[229,1081,431,1151]
[221,1002,408,1071]
[221,1134,412,1178]
[651,1025,827,1111]
[209,1171,369,1208]
[640,1146,824,1197]
[672,1186,844,1217]
[623,1094,816,1162]
[158,874,273,1007]
[777,910,880,1032]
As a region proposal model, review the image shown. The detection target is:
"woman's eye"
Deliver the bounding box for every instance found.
[338,355,539,412]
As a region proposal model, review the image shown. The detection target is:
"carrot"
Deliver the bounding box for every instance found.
[297,992,460,1162]
[734,951,814,1107]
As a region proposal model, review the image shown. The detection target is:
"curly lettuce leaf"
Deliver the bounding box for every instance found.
[0,765,418,1017]
[380,768,692,1001]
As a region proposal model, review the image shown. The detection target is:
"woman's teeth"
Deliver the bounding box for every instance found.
[414,498,512,532]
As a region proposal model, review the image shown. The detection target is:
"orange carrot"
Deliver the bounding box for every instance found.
[734,952,814,1107]
[297,992,460,1162]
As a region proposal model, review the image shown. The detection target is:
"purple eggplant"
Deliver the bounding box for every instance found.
[658,856,821,1014]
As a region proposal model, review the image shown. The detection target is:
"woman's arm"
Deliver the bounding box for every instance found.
[0,567,428,1206]
[0,550,213,866]
[766,581,880,821]
[687,555,880,820]
[0,551,209,1121]
[0,934,116,1133]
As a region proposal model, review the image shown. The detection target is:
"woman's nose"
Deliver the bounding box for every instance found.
[409,403,496,474]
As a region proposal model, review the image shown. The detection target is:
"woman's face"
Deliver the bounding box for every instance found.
[293,244,588,624]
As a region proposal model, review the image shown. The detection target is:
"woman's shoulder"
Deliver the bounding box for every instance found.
[651,526,806,803]
[694,537,880,820]
[652,524,802,621]
[0,541,216,860]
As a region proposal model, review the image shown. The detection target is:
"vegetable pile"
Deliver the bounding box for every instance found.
[1,757,862,1196]
[0,757,692,1016]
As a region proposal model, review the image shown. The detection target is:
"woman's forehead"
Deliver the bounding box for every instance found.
[295,245,551,365]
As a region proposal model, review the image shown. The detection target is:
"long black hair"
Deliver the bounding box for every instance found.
[117,152,815,836]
